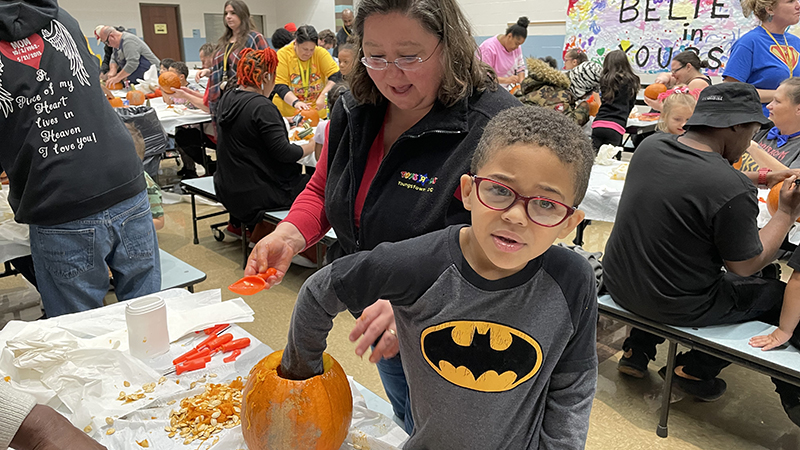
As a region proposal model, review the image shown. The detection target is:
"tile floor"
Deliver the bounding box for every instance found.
[2,164,800,449]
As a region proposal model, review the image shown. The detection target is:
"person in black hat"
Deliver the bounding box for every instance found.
[603,82,800,423]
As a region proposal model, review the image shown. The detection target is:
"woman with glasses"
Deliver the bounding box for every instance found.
[273,25,343,117]
[724,0,800,116]
[246,0,518,434]
[671,51,712,90]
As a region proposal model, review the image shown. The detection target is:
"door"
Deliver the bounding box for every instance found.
[140,4,183,62]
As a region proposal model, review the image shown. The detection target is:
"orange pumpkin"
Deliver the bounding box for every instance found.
[159,71,181,94]
[241,350,352,450]
[297,108,320,127]
[107,81,124,90]
[127,89,145,106]
[767,181,800,223]
[644,83,667,100]
[108,97,124,108]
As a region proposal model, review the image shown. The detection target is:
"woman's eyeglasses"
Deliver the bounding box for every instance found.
[360,41,441,72]
[671,64,687,75]
[471,175,576,227]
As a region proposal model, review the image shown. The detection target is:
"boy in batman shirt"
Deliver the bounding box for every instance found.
[280,106,598,449]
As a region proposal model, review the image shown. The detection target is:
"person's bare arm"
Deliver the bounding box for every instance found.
[751,270,800,350]
[10,405,107,450]
[725,177,800,276]
[153,216,165,230]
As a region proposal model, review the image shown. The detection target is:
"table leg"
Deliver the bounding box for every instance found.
[187,285,194,293]
[573,220,589,246]
[191,193,199,245]
[657,341,678,438]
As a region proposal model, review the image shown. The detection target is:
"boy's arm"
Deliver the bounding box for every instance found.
[540,276,598,449]
[539,368,596,449]
[281,265,350,379]
[751,259,800,350]
[281,230,453,378]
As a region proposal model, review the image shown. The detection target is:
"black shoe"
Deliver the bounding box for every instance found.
[618,348,649,378]
[180,170,198,180]
[658,366,727,402]
[759,262,782,280]
[777,383,800,427]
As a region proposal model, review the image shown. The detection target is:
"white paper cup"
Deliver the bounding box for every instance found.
[126,295,169,360]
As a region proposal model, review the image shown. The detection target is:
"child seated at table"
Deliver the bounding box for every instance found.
[310,82,349,164]
[125,123,164,230]
[159,58,174,75]
[163,61,201,109]
[279,106,598,448]
[656,87,697,136]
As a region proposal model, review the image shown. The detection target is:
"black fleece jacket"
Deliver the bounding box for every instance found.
[324,87,519,262]
[214,88,308,225]
[0,1,144,225]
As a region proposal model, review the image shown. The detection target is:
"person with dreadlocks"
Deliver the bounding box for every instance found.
[214,47,316,240]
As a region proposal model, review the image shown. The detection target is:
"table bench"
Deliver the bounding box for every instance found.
[179,177,228,246]
[598,294,800,437]
[159,249,206,292]
[261,210,338,270]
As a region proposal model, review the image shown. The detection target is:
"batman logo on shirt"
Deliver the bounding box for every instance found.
[420,321,542,393]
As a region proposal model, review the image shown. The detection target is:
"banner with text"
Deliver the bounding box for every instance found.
[564,0,759,74]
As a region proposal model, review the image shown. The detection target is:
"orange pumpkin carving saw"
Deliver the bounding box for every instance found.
[241,350,352,450]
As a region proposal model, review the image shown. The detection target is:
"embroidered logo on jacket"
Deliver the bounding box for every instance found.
[420,320,543,392]
[397,170,437,193]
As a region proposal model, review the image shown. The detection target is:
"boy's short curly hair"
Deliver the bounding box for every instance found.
[471,106,595,205]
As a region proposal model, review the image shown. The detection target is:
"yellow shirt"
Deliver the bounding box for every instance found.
[273,45,339,117]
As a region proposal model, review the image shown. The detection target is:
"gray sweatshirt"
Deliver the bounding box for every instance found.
[112,31,159,75]
[283,225,598,449]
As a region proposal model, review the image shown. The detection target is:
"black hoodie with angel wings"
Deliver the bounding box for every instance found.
[0,1,144,225]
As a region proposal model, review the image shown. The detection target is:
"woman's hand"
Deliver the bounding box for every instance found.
[750,327,793,351]
[643,95,663,112]
[195,68,211,83]
[294,101,311,111]
[245,223,306,286]
[349,300,400,363]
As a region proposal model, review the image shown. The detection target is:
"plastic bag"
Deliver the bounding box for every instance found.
[116,106,167,158]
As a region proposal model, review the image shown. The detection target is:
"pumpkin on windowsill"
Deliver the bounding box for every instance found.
[767,180,800,223]
[241,350,352,450]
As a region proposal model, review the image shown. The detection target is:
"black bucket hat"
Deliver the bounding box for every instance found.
[684,82,771,128]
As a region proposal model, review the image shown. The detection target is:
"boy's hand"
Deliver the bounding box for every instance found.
[749,328,792,351]
[778,175,800,220]
[349,300,399,363]
[315,96,326,112]
[766,169,800,188]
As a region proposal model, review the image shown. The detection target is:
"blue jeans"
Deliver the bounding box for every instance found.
[376,353,414,434]
[29,190,160,317]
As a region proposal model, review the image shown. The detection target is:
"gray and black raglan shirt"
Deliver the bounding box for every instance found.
[283,225,598,449]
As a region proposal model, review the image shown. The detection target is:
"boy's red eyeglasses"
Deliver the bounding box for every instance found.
[470,175,576,227]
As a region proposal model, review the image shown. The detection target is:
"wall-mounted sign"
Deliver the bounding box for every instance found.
[154,24,167,35]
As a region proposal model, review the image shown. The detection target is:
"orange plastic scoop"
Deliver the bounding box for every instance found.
[228,268,278,295]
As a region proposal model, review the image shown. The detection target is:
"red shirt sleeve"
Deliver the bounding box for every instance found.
[283,126,331,249]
